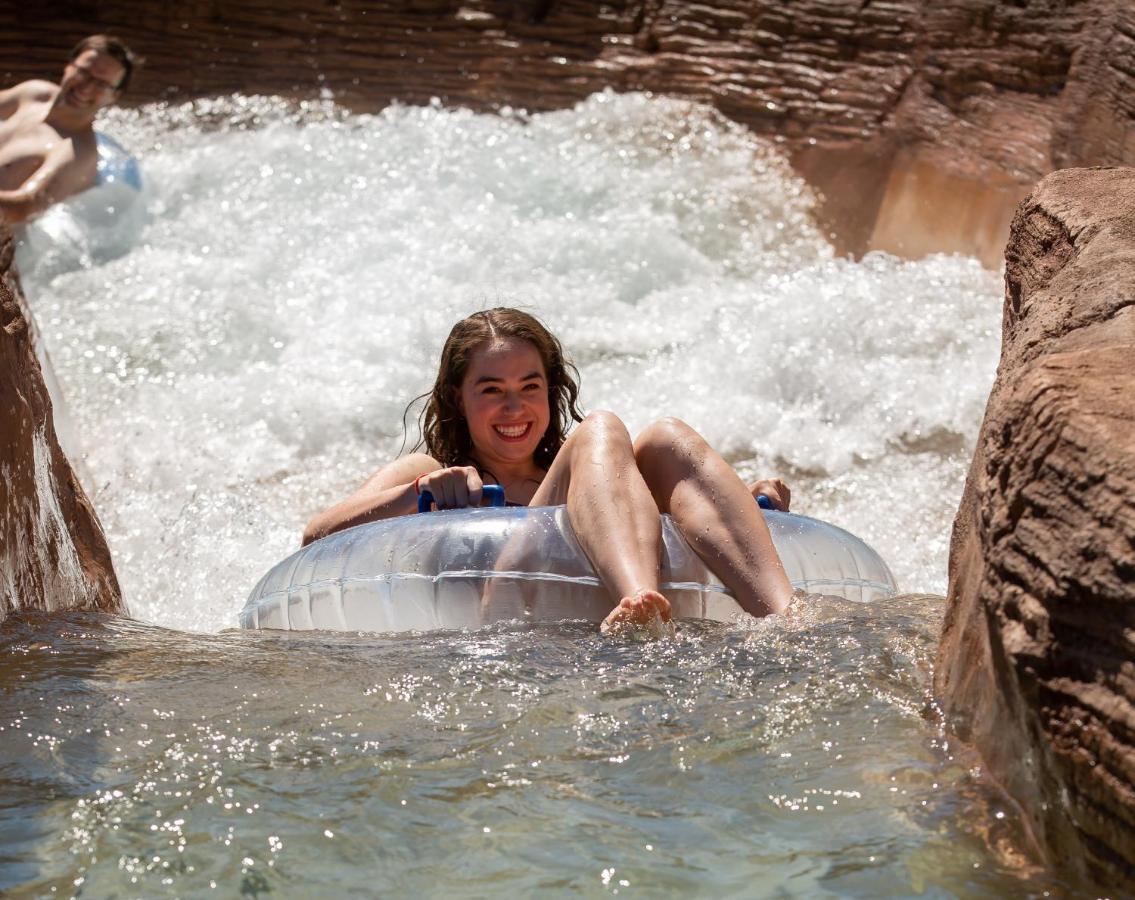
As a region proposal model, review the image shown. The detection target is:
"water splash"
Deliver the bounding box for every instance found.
[16,92,1001,630]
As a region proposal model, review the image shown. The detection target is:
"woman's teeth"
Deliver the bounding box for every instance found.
[494,423,529,439]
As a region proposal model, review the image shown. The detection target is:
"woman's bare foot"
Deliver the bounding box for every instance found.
[601,589,672,637]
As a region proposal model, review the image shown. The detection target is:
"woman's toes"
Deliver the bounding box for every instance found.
[600,589,673,636]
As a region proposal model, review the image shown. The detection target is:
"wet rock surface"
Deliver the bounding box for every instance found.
[936,167,1135,887]
[3,1,1133,263]
[0,226,121,622]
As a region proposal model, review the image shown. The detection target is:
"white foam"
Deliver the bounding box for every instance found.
[16,92,1002,630]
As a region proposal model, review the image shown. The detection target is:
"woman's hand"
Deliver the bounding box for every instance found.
[416,465,483,509]
[749,477,791,512]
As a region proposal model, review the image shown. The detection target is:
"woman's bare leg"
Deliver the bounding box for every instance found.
[634,418,793,617]
[530,411,671,631]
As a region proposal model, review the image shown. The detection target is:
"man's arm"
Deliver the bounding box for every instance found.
[0,141,97,224]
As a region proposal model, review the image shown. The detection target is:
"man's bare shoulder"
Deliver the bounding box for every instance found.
[8,80,58,103]
[0,79,56,119]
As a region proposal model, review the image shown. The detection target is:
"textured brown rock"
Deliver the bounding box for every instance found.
[2,1,1133,264]
[0,226,122,622]
[936,167,1135,887]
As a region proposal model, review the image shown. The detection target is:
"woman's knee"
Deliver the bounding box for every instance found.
[635,418,718,491]
[574,410,633,449]
[634,417,702,464]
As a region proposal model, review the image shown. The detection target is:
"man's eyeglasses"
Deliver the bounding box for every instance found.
[69,63,121,93]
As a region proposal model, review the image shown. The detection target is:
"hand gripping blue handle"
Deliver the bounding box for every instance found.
[418,483,506,513]
[756,494,773,510]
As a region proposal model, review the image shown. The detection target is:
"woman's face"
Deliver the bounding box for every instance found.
[458,337,551,471]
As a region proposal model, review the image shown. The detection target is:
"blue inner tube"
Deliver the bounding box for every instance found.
[95,132,142,191]
[241,500,898,632]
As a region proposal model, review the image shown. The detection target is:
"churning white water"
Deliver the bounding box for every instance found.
[17,91,1001,631]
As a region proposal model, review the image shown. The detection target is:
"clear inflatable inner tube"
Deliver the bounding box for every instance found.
[66,132,143,227]
[95,132,142,191]
[17,132,145,289]
[241,491,898,632]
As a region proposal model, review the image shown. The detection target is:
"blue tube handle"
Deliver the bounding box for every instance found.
[418,484,506,513]
[756,494,773,510]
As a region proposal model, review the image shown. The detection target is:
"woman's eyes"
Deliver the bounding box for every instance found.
[480,382,543,395]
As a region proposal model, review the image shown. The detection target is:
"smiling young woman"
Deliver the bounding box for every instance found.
[303,307,793,632]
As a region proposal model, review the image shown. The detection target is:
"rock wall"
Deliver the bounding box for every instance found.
[935,167,1135,887]
[0,226,122,622]
[2,1,1133,264]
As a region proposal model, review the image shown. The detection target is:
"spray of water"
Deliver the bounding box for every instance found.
[16,91,1002,630]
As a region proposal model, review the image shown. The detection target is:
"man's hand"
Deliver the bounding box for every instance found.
[0,173,54,225]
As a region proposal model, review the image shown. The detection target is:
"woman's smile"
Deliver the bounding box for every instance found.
[493,421,532,441]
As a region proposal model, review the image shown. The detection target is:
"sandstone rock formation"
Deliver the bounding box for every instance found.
[0,226,121,622]
[936,167,1135,887]
[3,1,1133,264]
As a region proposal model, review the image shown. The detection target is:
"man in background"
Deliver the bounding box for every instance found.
[0,35,135,225]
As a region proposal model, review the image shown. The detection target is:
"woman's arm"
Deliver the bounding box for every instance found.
[302,453,440,546]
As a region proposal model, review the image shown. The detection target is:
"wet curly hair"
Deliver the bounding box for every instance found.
[412,308,583,472]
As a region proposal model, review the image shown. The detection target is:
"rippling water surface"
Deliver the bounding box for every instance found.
[1,601,1058,896]
[3,92,1066,896]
